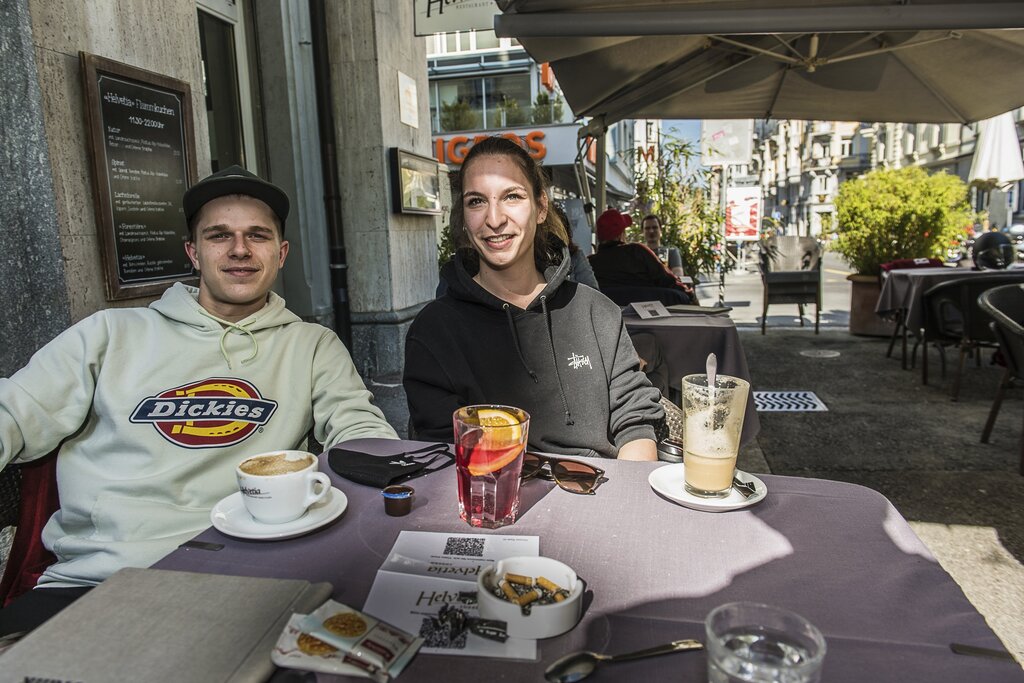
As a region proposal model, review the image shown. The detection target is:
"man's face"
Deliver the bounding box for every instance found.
[184,194,289,322]
[642,217,662,247]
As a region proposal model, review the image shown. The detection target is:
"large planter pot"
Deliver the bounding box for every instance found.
[847,274,896,337]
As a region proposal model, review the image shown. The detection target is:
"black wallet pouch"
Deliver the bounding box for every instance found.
[327,443,454,488]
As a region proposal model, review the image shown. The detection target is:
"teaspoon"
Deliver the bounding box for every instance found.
[544,639,703,683]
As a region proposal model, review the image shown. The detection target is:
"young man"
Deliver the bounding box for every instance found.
[641,214,687,280]
[588,209,695,302]
[0,166,397,634]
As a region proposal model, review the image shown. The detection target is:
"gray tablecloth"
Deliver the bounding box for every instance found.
[155,439,1021,683]
[875,267,989,331]
[624,313,760,444]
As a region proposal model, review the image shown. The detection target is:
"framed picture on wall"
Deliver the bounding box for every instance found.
[390,148,442,215]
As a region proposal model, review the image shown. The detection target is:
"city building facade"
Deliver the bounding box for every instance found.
[754,113,1024,237]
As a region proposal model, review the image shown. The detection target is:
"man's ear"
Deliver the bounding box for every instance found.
[278,240,290,267]
[184,240,199,270]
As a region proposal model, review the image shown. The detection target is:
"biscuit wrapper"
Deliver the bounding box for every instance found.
[297,600,423,681]
[272,614,381,680]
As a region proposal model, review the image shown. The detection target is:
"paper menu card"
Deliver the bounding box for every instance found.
[362,531,540,660]
[630,300,672,319]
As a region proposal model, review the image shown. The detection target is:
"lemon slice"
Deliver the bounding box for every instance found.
[477,408,523,444]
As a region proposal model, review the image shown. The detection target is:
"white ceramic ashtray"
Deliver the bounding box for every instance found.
[477,556,584,639]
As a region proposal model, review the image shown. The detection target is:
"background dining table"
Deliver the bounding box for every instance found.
[875,266,992,333]
[155,438,1022,683]
[623,311,760,444]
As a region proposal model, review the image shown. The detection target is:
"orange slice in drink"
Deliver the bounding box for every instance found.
[467,408,525,476]
[468,443,525,476]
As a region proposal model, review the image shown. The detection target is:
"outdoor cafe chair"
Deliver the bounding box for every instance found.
[757,236,822,335]
[917,273,1024,400]
[978,284,1024,474]
[0,453,59,606]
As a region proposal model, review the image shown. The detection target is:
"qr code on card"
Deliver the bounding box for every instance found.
[442,536,485,557]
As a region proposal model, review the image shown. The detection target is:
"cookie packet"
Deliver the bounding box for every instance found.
[272,613,384,680]
[290,600,423,681]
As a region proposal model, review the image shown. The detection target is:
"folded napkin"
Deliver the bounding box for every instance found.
[328,443,453,488]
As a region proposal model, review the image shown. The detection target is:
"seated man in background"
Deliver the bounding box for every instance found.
[588,209,695,303]
[0,166,397,635]
[641,214,687,280]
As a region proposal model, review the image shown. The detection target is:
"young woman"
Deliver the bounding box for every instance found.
[403,137,663,460]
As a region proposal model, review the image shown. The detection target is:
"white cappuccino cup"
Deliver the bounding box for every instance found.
[236,450,331,524]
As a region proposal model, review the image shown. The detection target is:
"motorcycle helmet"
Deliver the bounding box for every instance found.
[973,231,1014,269]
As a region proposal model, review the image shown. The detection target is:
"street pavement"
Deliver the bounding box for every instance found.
[372,250,1024,664]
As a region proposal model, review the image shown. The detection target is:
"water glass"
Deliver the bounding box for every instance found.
[705,602,826,683]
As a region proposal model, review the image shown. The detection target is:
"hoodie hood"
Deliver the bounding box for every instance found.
[149,283,301,368]
[442,245,573,311]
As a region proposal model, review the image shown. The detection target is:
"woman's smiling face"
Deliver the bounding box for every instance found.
[461,153,548,274]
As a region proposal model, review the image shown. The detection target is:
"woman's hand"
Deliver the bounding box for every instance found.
[617,438,657,461]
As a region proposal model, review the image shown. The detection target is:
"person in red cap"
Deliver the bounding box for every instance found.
[588,208,695,302]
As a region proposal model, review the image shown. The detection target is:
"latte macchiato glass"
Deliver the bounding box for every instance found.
[236,450,331,524]
[681,374,749,498]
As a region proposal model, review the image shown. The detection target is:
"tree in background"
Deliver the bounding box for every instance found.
[832,166,972,276]
[498,96,528,126]
[531,91,564,125]
[440,98,481,132]
[629,133,730,279]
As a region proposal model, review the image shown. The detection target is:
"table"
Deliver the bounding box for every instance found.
[875,267,991,369]
[624,313,760,444]
[875,267,990,333]
[156,439,1022,683]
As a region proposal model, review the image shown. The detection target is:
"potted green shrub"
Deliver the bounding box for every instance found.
[832,166,972,335]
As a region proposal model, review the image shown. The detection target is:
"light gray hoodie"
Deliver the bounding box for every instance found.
[0,283,396,588]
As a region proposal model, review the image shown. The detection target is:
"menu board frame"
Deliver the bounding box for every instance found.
[81,52,199,300]
[390,147,442,215]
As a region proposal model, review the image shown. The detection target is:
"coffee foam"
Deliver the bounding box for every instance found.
[240,453,313,476]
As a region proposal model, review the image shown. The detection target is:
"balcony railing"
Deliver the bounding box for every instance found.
[431,100,572,134]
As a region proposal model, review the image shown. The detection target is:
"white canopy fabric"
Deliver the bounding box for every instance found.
[969,112,1024,188]
[495,0,1024,126]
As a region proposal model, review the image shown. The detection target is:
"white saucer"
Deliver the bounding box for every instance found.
[210,487,348,540]
[648,464,766,512]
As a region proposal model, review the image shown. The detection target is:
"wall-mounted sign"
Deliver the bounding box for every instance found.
[398,71,419,129]
[391,148,442,215]
[431,130,547,166]
[414,0,499,36]
[81,52,198,300]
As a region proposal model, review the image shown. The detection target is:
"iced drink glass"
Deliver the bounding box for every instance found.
[453,405,530,529]
[681,373,749,498]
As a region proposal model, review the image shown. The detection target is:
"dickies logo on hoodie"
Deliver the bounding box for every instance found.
[130,378,278,448]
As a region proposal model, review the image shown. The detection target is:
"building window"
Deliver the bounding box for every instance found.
[431,73,530,132]
[198,10,245,171]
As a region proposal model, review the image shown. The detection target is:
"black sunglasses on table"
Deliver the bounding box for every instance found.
[520,452,605,495]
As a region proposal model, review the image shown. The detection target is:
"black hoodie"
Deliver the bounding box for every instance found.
[403,247,664,458]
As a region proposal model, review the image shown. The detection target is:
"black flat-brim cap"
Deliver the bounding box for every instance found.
[183,165,290,233]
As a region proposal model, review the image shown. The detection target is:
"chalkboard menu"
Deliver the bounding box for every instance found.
[81,53,198,300]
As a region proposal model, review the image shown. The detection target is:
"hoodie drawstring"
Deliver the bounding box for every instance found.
[197,308,259,369]
[503,304,538,382]
[540,296,574,426]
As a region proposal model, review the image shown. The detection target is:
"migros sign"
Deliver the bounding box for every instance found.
[432,131,546,166]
